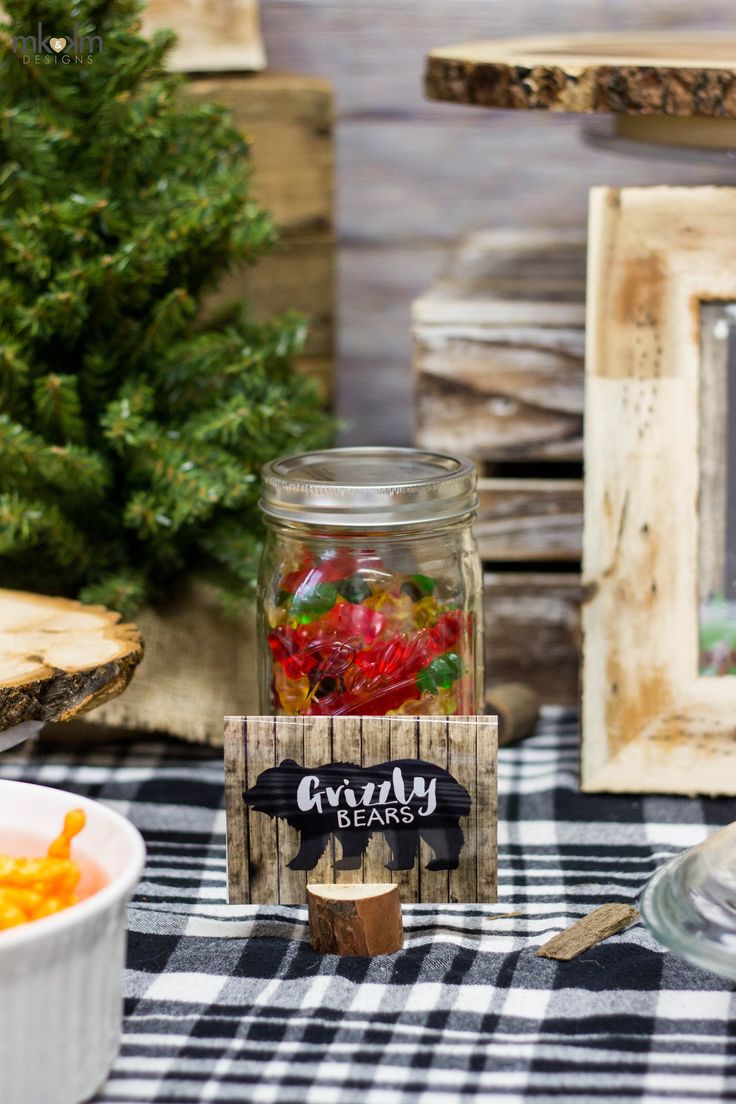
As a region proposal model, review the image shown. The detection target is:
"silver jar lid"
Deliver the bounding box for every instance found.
[260,447,478,529]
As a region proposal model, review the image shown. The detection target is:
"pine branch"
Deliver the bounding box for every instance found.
[0,491,91,570]
[0,413,108,495]
[79,567,148,617]
[33,374,86,443]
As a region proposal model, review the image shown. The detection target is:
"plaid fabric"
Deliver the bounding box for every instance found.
[3,707,736,1103]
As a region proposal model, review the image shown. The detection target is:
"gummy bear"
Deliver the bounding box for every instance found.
[416,652,465,695]
[281,652,318,680]
[412,595,441,630]
[363,591,414,634]
[274,665,310,715]
[335,573,372,604]
[428,609,463,652]
[290,581,338,623]
[279,547,315,595]
[324,600,386,645]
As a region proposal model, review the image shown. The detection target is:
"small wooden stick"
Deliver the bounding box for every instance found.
[536,900,640,962]
[535,903,639,961]
[307,883,403,956]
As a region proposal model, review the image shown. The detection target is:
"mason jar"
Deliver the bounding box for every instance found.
[257,447,483,716]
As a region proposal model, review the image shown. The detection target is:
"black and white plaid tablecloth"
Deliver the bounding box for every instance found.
[3,708,736,1103]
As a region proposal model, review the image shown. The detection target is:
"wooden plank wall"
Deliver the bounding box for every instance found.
[261,0,736,445]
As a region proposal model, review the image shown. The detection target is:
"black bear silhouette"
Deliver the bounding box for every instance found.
[243,758,471,873]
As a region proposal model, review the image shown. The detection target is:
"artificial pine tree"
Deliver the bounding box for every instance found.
[0,0,333,616]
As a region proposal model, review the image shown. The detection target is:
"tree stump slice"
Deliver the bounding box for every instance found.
[426,34,736,118]
[307,883,404,956]
[0,589,143,731]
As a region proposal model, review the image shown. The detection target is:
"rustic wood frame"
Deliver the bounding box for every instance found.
[224,715,497,904]
[582,185,736,796]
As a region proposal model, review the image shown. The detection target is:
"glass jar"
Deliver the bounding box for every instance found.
[257,447,483,716]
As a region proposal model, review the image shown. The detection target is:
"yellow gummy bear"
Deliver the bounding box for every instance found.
[267,603,288,630]
[386,686,458,717]
[364,591,414,633]
[413,596,441,629]
[274,664,310,716]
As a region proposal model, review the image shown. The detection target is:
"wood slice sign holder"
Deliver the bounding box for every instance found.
[307,883,404,956]
[224,715,498,905]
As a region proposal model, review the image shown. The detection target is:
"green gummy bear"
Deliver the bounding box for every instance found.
[416,651,465,694]
[291,581,338,623]
[336,574,371,604]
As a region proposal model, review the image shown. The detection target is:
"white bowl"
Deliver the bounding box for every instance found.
[0,780,145,1104]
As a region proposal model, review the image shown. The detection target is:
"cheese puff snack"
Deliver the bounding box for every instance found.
[0,809,86,931]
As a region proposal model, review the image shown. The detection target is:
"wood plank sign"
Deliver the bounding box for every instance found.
[224,716,497,904]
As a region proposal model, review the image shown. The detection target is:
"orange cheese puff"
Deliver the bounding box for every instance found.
[47,809,86,860]
[0,809,87,932]
[31,897,69,921]
[0,898,28,930]
[0,856,72,888]
[0,886,44,913]
[0,887,31,931]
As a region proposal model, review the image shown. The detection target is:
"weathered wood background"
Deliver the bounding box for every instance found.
[224,715,498,904]
[261,0,736,444]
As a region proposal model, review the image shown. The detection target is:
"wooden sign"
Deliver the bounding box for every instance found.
[224,716,497,904]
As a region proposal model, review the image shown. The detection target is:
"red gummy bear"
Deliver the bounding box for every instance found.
[427,609,464,653]
[306,677,418,717]
[309,550,359,584]
[267,625,298,663]
[353,634,420,680]
[280,548,315,595]
[281,653,318,680]
[323,601,386,645]
[305,548,388,587]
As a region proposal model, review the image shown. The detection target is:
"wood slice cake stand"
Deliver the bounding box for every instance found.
[426,34,736,152]
[0,589,142,746]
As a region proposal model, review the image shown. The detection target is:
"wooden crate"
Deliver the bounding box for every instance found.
[143,0,265,73]
[484,573,582,706]
[476,477,582,563]
[414,229,586,704]
[413,228,586,462]
[188,72,335,399]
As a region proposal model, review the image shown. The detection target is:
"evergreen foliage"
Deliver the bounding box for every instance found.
[0,0,333,616]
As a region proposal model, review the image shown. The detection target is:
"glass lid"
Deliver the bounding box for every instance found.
[640,820,736,982]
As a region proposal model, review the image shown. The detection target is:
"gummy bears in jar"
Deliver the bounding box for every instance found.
[257,448,483,717]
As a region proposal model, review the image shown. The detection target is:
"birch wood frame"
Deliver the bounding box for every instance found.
[582,185,736,796]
